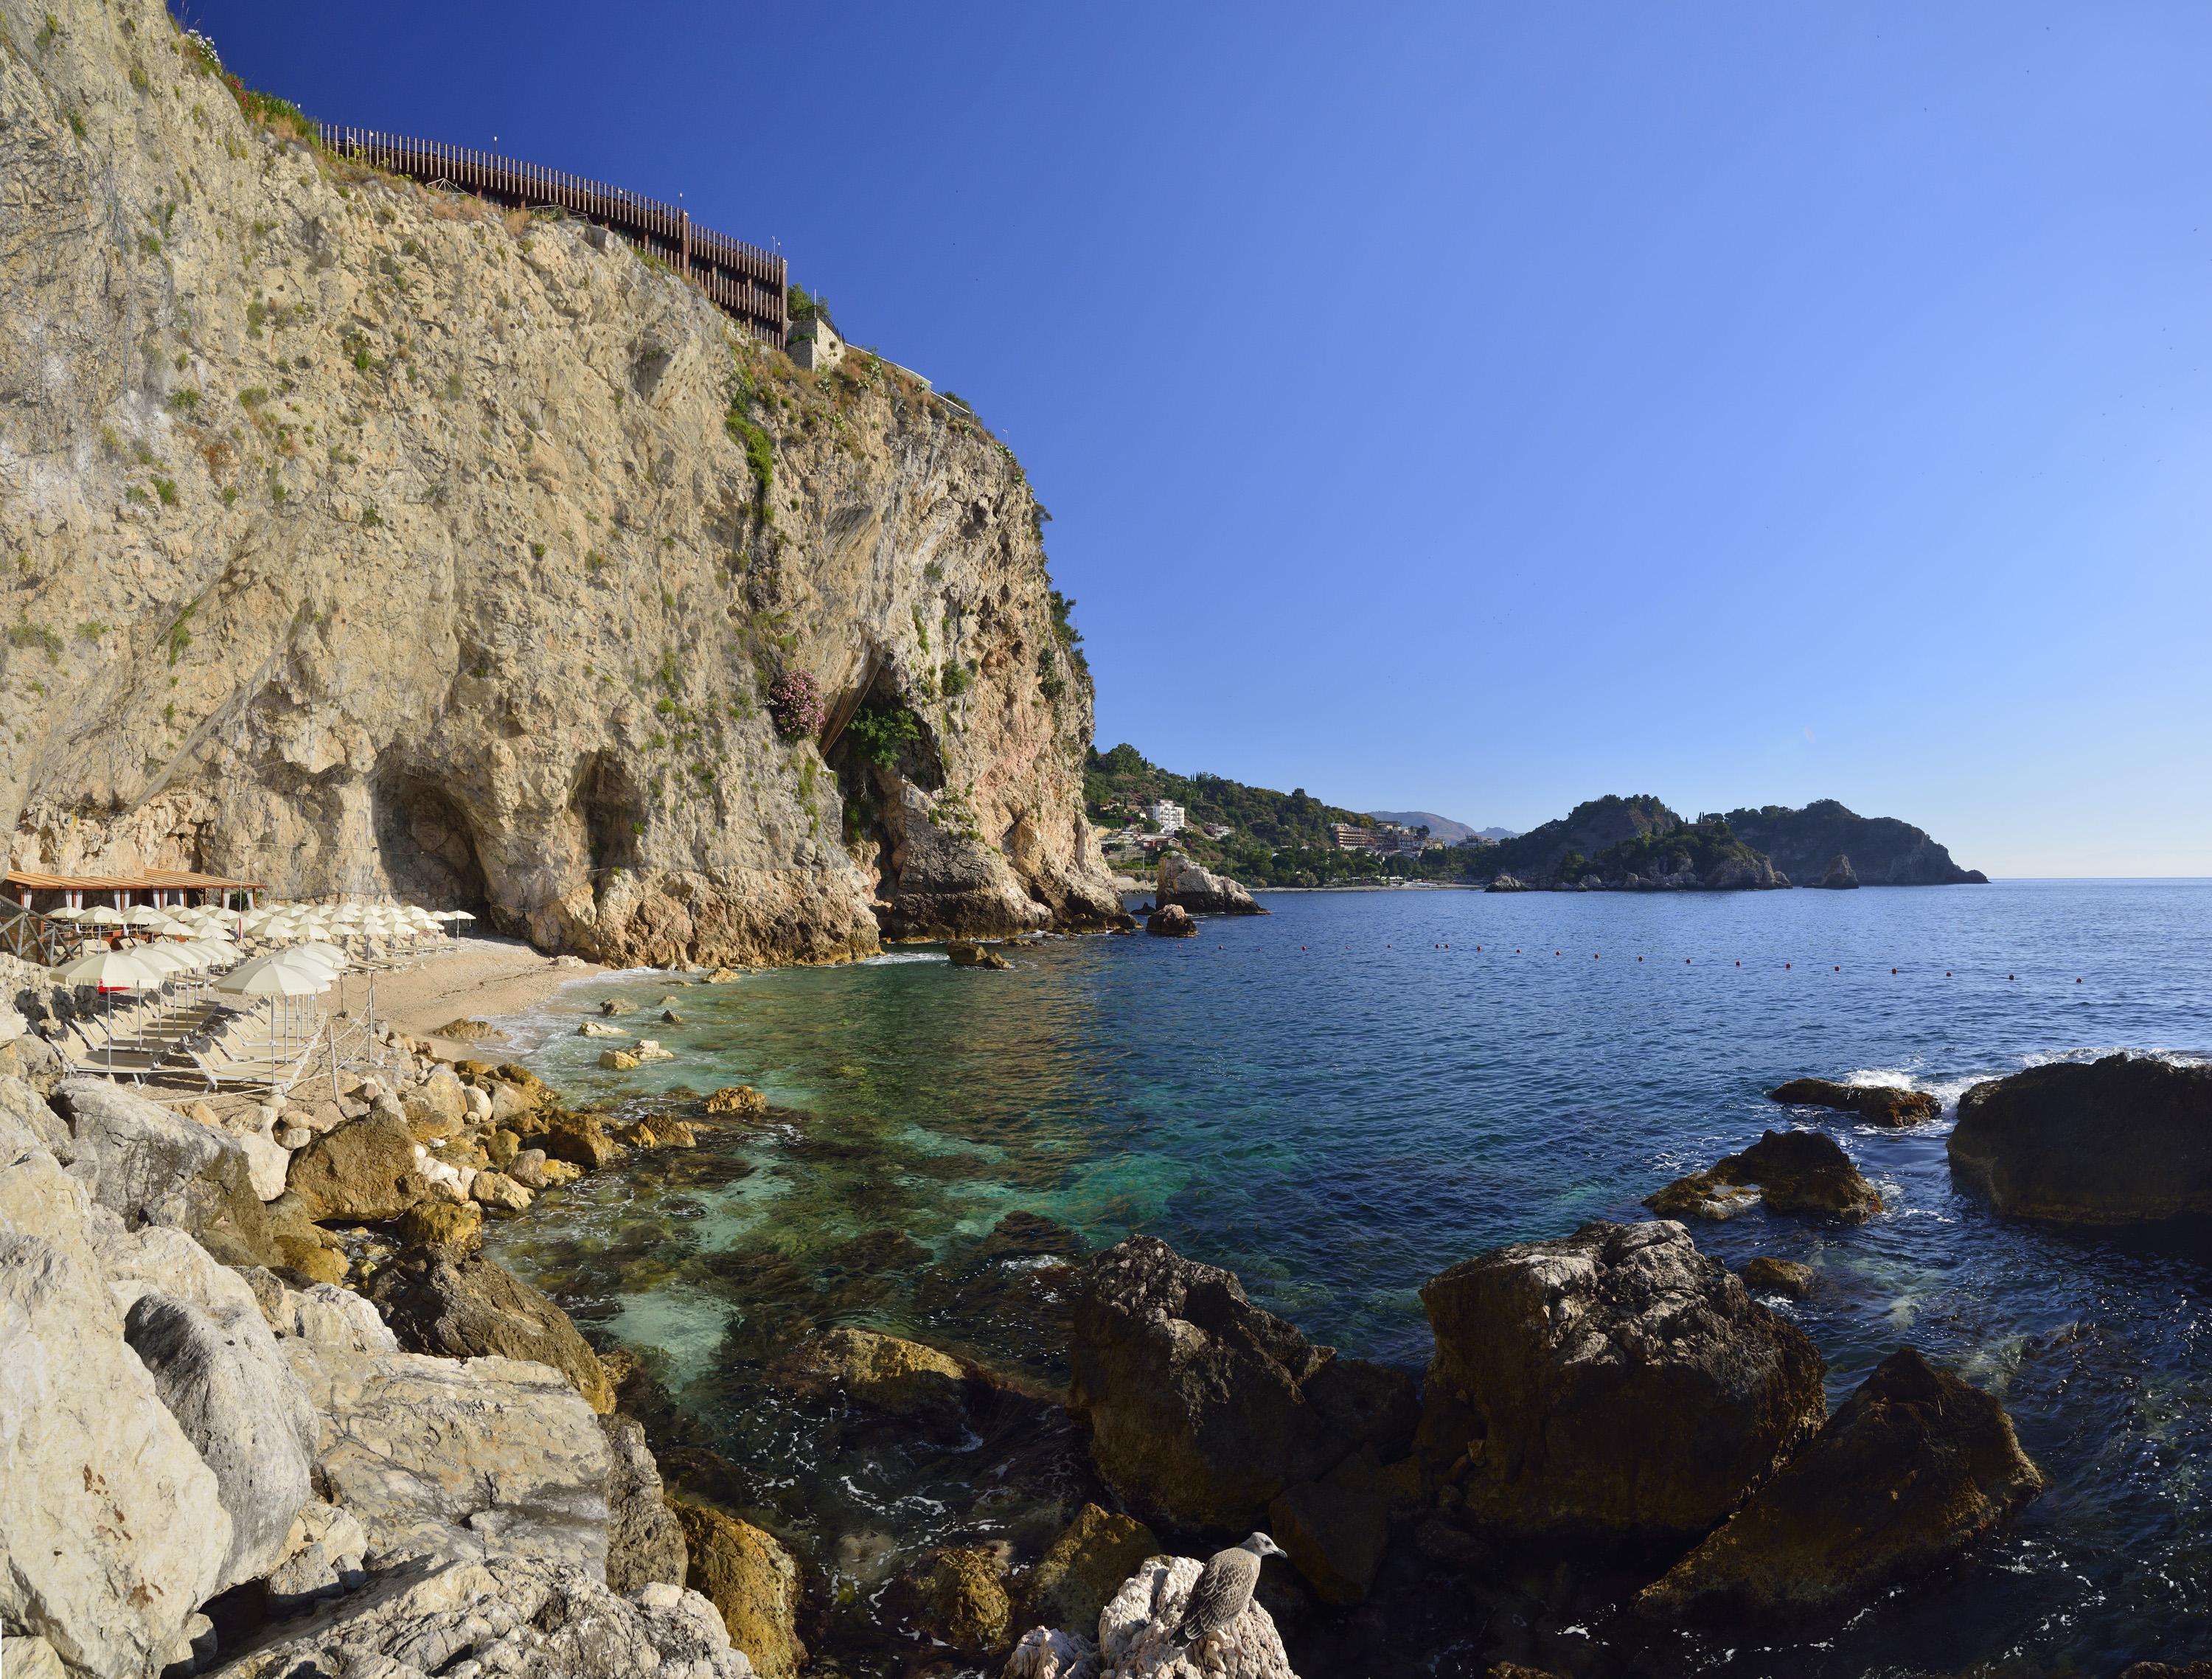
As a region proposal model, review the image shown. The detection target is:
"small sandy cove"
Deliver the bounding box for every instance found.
[371,936,603,1060]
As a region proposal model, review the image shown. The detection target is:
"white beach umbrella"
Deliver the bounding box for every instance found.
[47,905,84,921]
[133,945,193,976]
[122,906,172,928]
[55,949,161,989]
[84,905,126,927]
[215,952,333,1077]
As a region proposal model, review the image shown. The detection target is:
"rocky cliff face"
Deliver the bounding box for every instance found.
[0,0,1124,964]
[1724,802,1985,886]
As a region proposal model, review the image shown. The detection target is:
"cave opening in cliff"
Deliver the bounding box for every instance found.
[577,752,645,900]
[370,772,490,919]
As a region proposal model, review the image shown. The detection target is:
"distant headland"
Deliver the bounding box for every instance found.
[1085,746,1985,891]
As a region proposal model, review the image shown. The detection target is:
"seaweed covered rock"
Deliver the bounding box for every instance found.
[1020,1503,1163,1641]
[1638,1346,2043,1619]
[1770,1078,1940,1127]
[948,939,1015,969]
[1950,1053,2212,1224]
[768,1324,970,1425]
[1739,1256,1818,1299]
[1646,1130,1882,1224]
[1417,1220,1826,1543]
[1068,1235,1416,1534]
[674,1502,806,1679]
[887,1546,1012,1658]
[369,1248,615,1413]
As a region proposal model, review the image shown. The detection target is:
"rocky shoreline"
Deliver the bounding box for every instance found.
[10,946,2205,1679]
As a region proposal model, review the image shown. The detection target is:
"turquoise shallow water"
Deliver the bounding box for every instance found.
[488,880,2212,1677]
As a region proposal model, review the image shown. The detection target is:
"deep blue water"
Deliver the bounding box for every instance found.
[489,880,2212,1677]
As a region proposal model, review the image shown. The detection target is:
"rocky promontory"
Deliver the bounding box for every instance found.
[1155,853,1266,916]
[0,0,1124,965]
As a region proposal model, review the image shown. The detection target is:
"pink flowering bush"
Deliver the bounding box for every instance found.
[768,668,826,739]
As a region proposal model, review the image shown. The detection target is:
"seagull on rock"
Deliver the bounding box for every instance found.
[1177,1532,1287,1669]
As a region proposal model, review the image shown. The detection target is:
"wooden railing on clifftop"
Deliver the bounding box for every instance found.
[316,126,788,347]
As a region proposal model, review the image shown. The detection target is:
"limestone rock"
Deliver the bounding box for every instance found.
[46,1077,273,1262]
[1817,853,1860,888]
[949,938,1015,968]
[122,1288,319,1588]
[396,1196,486,1250]
[1770,1077,1941,1127]
[369,1248,615,1411]
[1157,853,1266,915]
[283,1281,401,1355]
[603,1413,690,1594]
[535,1110,622,1169]
[890,1545,1013,1657]
[1739,1256,1818,1299]
[435,1018,500,1041]
[1,1637,69,1679]
[1005,1627,1102,1679]
[1069,1235,1417,1533]
[288,1344,613,1575]
[0,1222,232,1678]
[1646,1129,1883,1224]
[675,1502,806,1679]
[602,998,639,1017]
[601,1048,644,1070]
[579,1019,627,1037]
[1638,1346,2044,1619]
[1417,1219,1826,1543]
[200,1553,753,1679]
[285,1112,426,1221]
[1950,1052,2212,1223]
[630,1038,676,1062]
[508,1147,554,1189]
[262,1498,372,1613]
[1096,1554,1296,1679]
[473,1168,535,1212]
[770,1324,968,1423]
[237,1129,293,1200]
[1021,1504,1163,1641]
[1144,904,1199,937]
[704,1085,770,1119]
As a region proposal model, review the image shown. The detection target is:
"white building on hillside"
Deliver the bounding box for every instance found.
[1147,799,1186,835]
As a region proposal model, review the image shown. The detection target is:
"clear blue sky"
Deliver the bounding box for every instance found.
[178,2,2212,875]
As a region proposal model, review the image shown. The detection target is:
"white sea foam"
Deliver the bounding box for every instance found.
[860,951,949,965]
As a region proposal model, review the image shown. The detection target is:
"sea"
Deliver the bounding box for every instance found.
[484,879,2212,1678]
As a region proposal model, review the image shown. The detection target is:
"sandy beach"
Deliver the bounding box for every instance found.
[369,936,604,1058]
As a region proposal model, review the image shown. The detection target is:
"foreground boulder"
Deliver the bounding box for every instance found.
[768,1324,969,1425]
[284,1110,426,1221]
[1096,1554,1297,1678]
[198,1552,754,1678]
[673,1502,806,1679]
[1158,853,1267,915]
[1418,1220,1826,1543]
[1638,1346,2043,1619]
[1145,904,1200,937]
[1646,1130,1883,1224]
[122,1290,319,1591]
[1950,1053,2212,1223]
[287,1345,614,1575]
[46,1076,279,1264]
[369,1248,616,1412]
[1069,1236,1416,1535]
[1770,1077,1940,1127]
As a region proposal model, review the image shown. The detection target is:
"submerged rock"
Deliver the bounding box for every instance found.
[1739,1256,1818,1299]
[1638,1346,2043,1619]
[1646,1130,1883,1224]
[768,1324,969,1424]
[1417,1220,1826,1544]
[888,1545,1013,1657]
[1068,1235,1416,1535]
[1950,1052,2212,1223]
[949,939,1015,968]
[674,1502,806,1679]
[704,1085,771,1119]
[1770,1077,1941,1127]
[1145,904,1200,937]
